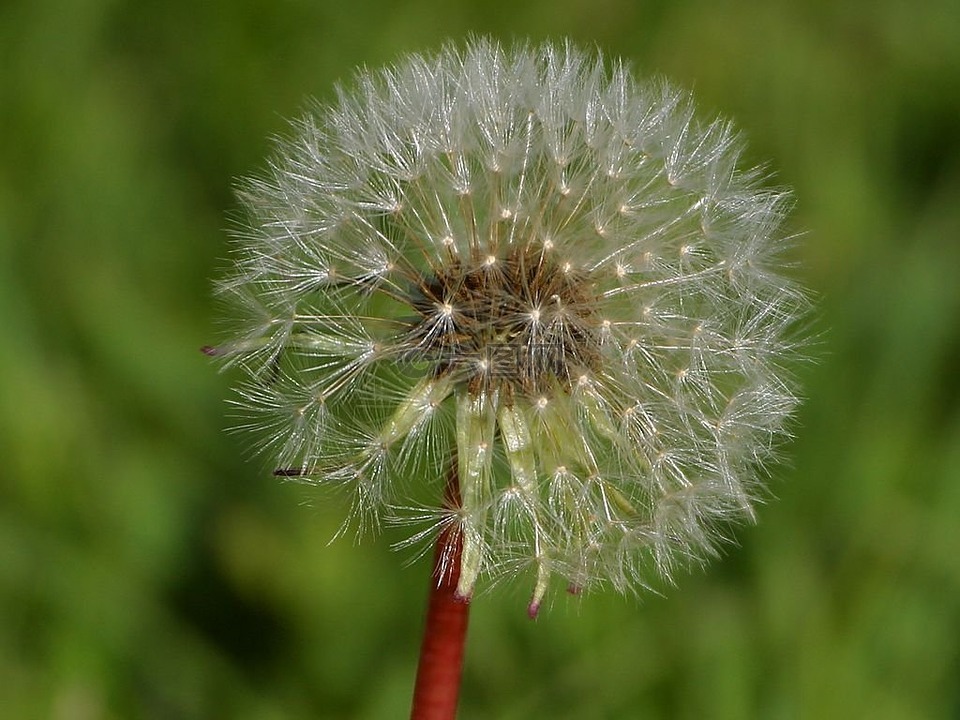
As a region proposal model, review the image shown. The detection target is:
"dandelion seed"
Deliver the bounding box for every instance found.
[212,38,808,616]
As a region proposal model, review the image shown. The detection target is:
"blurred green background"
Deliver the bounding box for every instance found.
[2,0,959,717]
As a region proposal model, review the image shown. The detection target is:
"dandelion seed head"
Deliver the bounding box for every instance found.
[214,38,809,608]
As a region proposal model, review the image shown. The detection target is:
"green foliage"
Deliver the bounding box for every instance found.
[1,0,958,718]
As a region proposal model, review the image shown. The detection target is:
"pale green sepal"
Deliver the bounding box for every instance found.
[289,331,374,356]
[497,404,537,494]
[527,557,551,619]
[574,376,620,444]
[500,403,554,615]
[455,390,497,599]
[380,374,454,447]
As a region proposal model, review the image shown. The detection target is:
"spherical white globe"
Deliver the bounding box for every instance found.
[214,39,808,614]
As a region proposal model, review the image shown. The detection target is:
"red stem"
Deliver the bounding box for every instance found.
[410,471,470,720]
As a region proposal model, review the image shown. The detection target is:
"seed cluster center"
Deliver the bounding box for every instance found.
[410,245,603,396]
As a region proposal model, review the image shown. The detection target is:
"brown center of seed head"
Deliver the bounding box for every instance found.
[410,244,603,397]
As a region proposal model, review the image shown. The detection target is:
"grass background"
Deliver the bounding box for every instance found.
[2,0,959,718]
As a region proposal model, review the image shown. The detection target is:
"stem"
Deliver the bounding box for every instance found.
[410,469,470,720]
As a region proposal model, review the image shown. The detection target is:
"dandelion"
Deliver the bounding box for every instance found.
[209,38,807,718]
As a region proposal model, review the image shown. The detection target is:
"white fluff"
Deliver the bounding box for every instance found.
[214,38,809,612]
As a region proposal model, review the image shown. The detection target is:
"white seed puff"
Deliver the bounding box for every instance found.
[214,38,808,613]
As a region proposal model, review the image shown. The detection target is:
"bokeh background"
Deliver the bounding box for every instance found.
[2,0,959,717]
